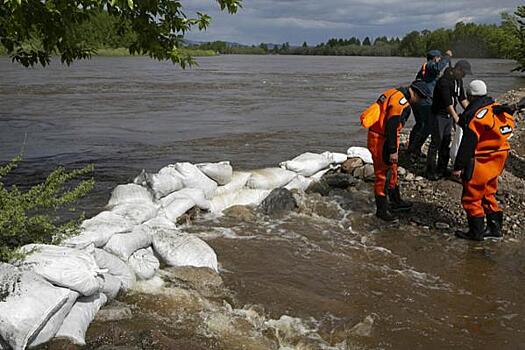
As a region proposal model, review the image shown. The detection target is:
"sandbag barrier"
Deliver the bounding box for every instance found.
[0,147,373,349]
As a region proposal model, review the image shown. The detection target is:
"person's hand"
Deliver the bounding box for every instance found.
[445,50,453,57]
[452,170,462,178]
[389,152,398,164]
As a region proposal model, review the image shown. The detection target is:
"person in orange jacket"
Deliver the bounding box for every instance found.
[367,81,432,222]
[452,80,517,240]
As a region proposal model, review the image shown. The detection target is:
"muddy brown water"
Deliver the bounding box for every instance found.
[1,56,525,349]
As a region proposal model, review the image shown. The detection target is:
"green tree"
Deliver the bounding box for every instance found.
[362,37,371,46]
[508,6,525,71]
[302,41,308,48]
[0,0,241,68]
[0,156,95,262]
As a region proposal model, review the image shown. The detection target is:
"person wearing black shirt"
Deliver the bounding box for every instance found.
[425,60,471,180]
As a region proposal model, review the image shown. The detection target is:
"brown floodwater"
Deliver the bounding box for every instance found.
[2,55,525,349]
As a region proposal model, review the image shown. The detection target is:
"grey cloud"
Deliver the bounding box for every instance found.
[184,0,523,45]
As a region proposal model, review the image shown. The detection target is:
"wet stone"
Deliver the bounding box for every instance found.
[349,315,375,337]
[320,173,357,189]
[95,302,133,322]
[223,205,256,222]
[259,188,298,216]
[353,166,365,179]
[363,164,375,181]
[341,158,364,174]
[435,222,450,230]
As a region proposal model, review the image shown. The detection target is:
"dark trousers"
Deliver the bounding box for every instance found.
[426,113,452,174]
[408,102,432,153]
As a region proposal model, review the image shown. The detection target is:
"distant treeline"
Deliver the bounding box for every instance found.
[190,13,520,60]
[289,18,518,59]
[1,9,521,63]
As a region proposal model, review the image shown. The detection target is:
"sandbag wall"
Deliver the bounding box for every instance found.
[0,147,373,350]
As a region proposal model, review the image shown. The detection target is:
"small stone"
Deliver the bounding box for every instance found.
[405,173,415,181]
[349,315,374,337]
[435,222,450,229]
[223,205,256,221]
[353,166,365,179]
[415,176,424,181]
[398,167,407,176]
[363,164,375,181]
[95,303,133,322]
[341,158,364,174]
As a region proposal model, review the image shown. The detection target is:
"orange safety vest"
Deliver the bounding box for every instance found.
[468,102,515,157]
[365,88,409,136]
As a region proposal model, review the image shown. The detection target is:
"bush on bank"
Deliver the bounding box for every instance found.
[0,156,95,262]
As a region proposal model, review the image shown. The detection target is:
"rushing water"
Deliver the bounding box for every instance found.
[1,55,525,349]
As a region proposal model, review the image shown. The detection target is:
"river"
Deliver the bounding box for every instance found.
[1,55,525,349]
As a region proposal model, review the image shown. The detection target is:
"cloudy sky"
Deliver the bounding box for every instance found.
[184,0,523,45]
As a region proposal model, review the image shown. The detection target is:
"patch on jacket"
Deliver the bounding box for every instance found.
[399,97,408,105]
[476,109,488,119]
[500,125,513,135]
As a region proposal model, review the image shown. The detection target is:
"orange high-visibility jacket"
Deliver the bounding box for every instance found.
[454,97,515,173]
[368,88,411,156]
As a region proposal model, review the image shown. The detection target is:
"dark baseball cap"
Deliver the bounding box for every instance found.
[454,60,473,75]
[426,50,441,60]
[410,80,432,99]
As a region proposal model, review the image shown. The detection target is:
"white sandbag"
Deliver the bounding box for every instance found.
[209,191,240,213]
[110,202,158,225]
[234,189,271,207]
[450,124,463,165]
[29,290,79,348]
[175,162,218,199]
[94,249,135,291]
[63,211,133,248]
[323,151,348,164]
[280,152,332,177]
[152,231,218,272]
[143,216,178,232]
[210,189,270,213]
[162,197,195,223]
[107,183,153,207]
[104,225,153,261]
[310,167,335,181]
[246,168,297,190]
[196,161,233,185]
[128,247,160,280]
[55,293,108,346]
[18,244,102,296]
[285,175,313,192]
[160,188,210,210]
[98,273,122,300]
[0,263,72,350]
[215,171,251,196]
[147,165,184,199]
[347,146,373,164]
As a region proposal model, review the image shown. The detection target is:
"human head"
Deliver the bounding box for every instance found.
[453,60,472,79]
[409,80,432,104]
[467,80,487,102]
[427,50,442,62]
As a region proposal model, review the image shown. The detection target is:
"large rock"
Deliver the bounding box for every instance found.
[320,173,357,189]
[341,158,364,174]
[259,188,298,216]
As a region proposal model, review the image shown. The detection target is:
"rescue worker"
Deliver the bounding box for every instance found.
[367,81,432,222]
[408,49,452,159]
[426,60,471,180]
[452,80,516,240]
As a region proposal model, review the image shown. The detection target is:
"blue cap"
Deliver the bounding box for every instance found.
[427,50,442,60]
[410,80,432,99]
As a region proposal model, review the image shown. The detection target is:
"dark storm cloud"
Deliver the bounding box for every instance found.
[184,0,523,45]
